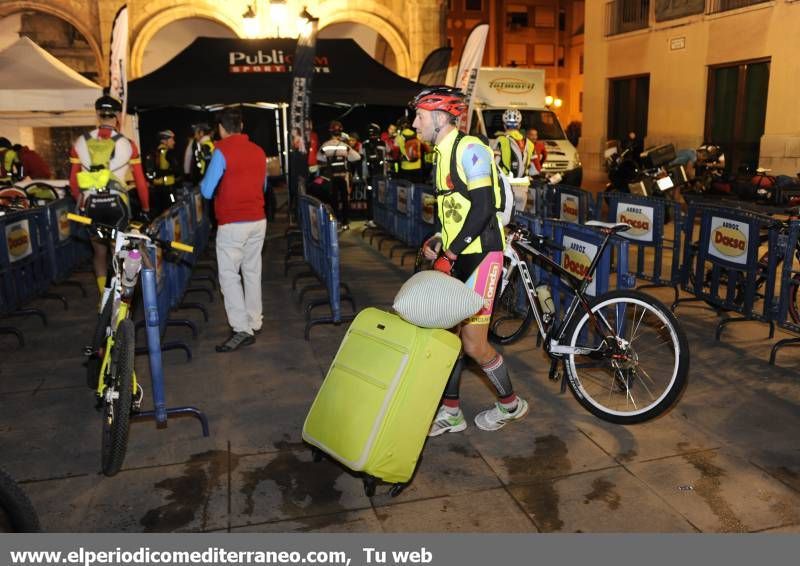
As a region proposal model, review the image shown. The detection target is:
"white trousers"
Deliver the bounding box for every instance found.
[215,219,267,334]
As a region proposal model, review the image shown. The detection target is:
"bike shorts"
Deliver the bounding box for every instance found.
[452,250,503,325]
[83,186,130,232]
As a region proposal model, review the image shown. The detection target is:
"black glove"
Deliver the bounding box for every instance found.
[138,210,151,224]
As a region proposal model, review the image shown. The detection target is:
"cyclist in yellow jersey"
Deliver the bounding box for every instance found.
[493,108,536,177]
[411,86,529,436]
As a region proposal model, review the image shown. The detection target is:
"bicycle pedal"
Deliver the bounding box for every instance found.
[548,359,561,381]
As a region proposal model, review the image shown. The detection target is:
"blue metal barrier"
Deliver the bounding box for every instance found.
[372,178,399,250]
[515,212,636,317]
[41,197,88,298]
[764,220,800,365]
[391,179,415,247]
[597,192,684,305]
[677,202,778,341]
[297,194,356,339]
[372,176,391,235]
[547,184,595,223]
[412,184,437,247]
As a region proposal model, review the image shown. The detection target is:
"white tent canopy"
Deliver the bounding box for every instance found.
[0,36,102,113]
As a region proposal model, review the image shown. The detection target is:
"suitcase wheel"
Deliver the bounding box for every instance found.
[363,476,377,497]
[389,483,407,498]
[311,447,324,463]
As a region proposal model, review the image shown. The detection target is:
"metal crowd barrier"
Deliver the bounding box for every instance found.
[677,202,778,342]
[514,213,636,317]
[547,184,596,224]
[42,197,90,297]
[295,194,356,340]
[597,192,684,306]
[767,219,800,365]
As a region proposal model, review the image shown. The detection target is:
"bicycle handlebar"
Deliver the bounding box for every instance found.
[66,213,194,254]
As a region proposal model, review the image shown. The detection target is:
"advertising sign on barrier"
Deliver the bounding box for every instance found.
[156,245,165,287]
[5,219,32,263]
[562,235,598,295]
[560,194,579,223]
[422,194,436,225]
[397,185,408,214]
[194,192,204,223]
[525,187,537,215]
[708,216,749,266]
[309,204,320,242]
[56,205,72,241]
[172,216,182,245]
[377,179,388,205]
[616,203,655,242]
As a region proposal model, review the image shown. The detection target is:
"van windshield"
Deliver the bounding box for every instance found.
[482,109,566,140]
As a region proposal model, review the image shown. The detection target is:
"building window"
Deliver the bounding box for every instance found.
[534,44,554,65]
[579,92,583,113]
[535,6,555,27]
[607,75,650,144]
[558,45,565,67]
[559,8,566,31]
[505,43,528,66]
[465,0,483,11]
[507,5,529,29]
[579,54,584,75]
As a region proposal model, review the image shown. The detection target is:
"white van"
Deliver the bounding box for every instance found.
[467,67,582,186]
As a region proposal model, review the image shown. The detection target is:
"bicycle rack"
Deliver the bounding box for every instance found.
[132,267,209,435]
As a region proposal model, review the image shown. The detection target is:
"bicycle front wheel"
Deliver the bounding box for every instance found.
[489,266,534,345]
[564,289,689,424]
[0,468,40,532]
[101,318,135,476]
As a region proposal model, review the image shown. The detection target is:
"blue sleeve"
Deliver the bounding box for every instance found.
[459,141,494,190]
[199,150,226,199]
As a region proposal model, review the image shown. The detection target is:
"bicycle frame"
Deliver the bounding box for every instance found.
[502,227,623,358]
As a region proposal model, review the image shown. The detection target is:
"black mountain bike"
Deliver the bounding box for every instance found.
[483,221,689,424]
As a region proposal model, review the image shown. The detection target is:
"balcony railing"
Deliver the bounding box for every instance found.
[605,0,651,37]
[706,0,771,14]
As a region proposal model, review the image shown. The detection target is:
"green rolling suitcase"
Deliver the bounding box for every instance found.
[302,307,461,496]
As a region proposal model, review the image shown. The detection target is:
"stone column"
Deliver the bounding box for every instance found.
[406,0,447,80]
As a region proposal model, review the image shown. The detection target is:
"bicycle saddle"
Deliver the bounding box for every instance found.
[585,220,631,233]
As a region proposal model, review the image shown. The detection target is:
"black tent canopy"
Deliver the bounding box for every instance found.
[128,37,424,109]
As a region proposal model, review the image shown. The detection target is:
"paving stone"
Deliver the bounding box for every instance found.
[374,488,537,532]
[507,467,695,532]
[627,448,800,532]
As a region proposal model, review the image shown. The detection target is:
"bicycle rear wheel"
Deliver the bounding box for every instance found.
[101,318,135,476]
[563,289,689,424]
[86,298,112,390]
[0,468,40,532]
[489,266,534,345]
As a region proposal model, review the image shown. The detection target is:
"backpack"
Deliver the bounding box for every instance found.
[446,131,516,226]
[405,137,421,162]
[76,132,124,191]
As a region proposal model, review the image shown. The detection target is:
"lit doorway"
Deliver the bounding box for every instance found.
[705,59,770,174]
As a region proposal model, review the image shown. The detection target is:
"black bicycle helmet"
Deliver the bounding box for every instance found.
[95,95,123,116]
[367,123,381,138]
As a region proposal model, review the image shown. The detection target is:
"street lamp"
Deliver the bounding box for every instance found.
[242,4,259,38]
[545,95,554,107]
[270,0,288,38]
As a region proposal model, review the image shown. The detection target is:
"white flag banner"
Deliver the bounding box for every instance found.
[454,24,489,133]
[109,5,128,123]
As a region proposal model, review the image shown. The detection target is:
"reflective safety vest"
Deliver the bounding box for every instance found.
[0,147,20,184]
[434,129,504,255]
[153,143,176,186]
[398,129,422,171]
[495,130,533,178]
[195,138,214,177]
[76,132,124,191]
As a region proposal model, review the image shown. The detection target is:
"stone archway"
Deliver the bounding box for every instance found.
[130,5,241,78]
[316,7,412,78]
[0,1,103,79]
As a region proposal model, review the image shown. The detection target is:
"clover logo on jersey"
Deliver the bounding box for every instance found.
[443,199,463,223]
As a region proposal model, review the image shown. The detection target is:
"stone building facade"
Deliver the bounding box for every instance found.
[0,0,450,81]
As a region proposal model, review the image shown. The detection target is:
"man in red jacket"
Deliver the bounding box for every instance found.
[200,107,267,352]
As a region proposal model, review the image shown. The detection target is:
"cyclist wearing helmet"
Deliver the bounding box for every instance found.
[0,137,21,186]
[494,108,535,177]
[317,120,360,231]
[69,94,150,295]
[412,86,529,436]
[151,129,180,214]
[396,117,424,182]
[184,122,215,183]
[361,123,388,228]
